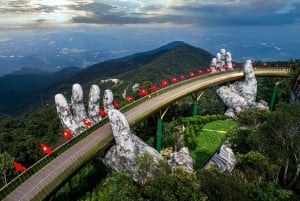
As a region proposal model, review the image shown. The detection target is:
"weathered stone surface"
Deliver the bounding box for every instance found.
[168,147,194,172]
[212,49,266,118]
[55,85,194,181]
[55,84,102,137]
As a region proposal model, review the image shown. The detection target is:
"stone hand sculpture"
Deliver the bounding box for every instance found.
[55,84,101,137]
[55,84,195,181]
[210,48,233,72]
[214,59,268,118]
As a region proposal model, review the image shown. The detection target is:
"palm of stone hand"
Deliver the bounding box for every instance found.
[55,84,102,138]
[212,50,267,118]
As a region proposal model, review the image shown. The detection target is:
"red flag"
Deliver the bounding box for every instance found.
[179,74,186,80]
[126,95,135,102]
[12,161,27,172]
[150,84,158,91]
[63,128,72,140]
[99,108,107,117]
[189,72,196,77]
[113,100,119,109]
[139,88,149,96]
[205,68,211,73]
[197,69,203,75]
[40,143,52,155]
[263,62,267,67]
[160,80,169,87]
[83,118,92,127]
[170,76,178,83]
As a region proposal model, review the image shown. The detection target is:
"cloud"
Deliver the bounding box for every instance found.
[67,0,300,27]
[1,0,300,29]
[60,48,87,54]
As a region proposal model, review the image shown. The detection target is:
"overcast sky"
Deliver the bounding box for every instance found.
[0,0,299,62]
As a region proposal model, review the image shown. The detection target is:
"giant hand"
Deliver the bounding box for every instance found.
[55,84,164,181]
[55,84,101,137]
[212,49,268,118]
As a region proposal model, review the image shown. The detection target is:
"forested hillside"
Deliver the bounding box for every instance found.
[0,45,299,200]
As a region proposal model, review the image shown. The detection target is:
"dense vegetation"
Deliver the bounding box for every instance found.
[0,53,299,200]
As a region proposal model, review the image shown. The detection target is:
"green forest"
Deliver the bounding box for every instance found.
[0,61,300,200]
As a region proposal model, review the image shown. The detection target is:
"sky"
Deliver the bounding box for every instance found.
[0,0,299,74]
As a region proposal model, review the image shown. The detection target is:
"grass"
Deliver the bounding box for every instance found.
[191,119,237,169]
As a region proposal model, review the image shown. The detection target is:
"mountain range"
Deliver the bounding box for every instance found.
[0,41,213,115]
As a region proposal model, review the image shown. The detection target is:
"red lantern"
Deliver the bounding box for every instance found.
[214,66,219,71]
[83,118,92,127]
[99,108,107,117]
[40,143,52,155]
[205,68,211,73]
[179,74,186,80]
[63,128,72,140]
[150,84,158,91]
[263,62,267,67]
[170,76,178,83]
[160,80,169,87]
[126,95,135,102]
[189,72,196,77]
[12,161,27,172]
[251,62,256,67]
[113,100,119,109]
[139,88,149,96]
[232,63,237,68]
[222,64,228,70]
[197,69,203,75]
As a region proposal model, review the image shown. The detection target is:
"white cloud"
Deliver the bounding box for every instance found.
[60,48,87,54]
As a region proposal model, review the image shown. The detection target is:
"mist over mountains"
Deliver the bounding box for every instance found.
[0,29,298,76]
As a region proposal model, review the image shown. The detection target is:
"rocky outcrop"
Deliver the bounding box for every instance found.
[168,147,194,172]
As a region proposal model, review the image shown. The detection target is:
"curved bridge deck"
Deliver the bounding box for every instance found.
[1,68,291,201]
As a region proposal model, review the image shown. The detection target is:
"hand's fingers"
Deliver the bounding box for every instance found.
[71,84,88,125]
[88,85,101,123]
[107,108,132,151]
[103,89,115,112]
[55,93,79,135]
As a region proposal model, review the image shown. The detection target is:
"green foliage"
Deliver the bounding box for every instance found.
[247,182,295,201]
[190,119,237,168]
[81,171,143,201]
[0,152,15,186]
[143,167,207,201]
[134,152,157,185]
[198,169,248,201]
[54,161,109,201]
[0,105,61,176]
[235,151,276,183]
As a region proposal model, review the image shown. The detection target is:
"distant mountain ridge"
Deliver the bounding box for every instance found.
[0,41,213,115]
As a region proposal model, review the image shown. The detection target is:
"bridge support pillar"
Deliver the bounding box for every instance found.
[156,106,169,152]
[191,91,205,117]
[192,100,198,117]
[269,80,283,111]
[156,118,163,152]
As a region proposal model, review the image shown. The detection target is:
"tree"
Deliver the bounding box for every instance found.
[198,169,248,201]
[234,151,277,184]
[261,102,300,188]
[93,172,143,201]
[0,152,14,186]
[143,167,207,201]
